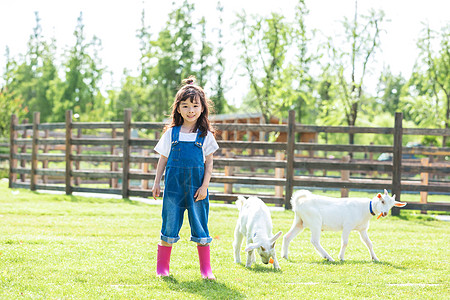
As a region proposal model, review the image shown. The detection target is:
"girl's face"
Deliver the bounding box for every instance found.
[177,97,203,126]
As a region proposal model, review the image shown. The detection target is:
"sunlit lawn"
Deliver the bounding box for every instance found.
[1,179,449,299]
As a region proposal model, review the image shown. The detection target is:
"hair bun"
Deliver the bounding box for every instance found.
[184,76,196,85]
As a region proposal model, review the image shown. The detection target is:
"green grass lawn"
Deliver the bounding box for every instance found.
[1,179,449,299]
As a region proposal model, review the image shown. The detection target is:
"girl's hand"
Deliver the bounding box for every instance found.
[152,183,161,200]
[194,185,208,201]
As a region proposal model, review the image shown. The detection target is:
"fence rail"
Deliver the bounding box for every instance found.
[4,109,450,213]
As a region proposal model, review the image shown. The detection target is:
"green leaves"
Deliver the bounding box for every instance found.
[234,11,291,124]
[2,12,107,124]
[410,23,450,144]
[56,13,106,122]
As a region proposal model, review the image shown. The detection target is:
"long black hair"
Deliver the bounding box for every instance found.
[166,76,215,137]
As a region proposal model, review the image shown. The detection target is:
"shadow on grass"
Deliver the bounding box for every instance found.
[163,276,245,300]
[372,260,407,270]
[283,256,408,270]
[311,259,407,270]
[28,191,141,205]
[236,262,282,273]
[395,215,444,227]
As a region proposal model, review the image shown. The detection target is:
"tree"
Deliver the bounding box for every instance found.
[327,1,385,145]
[110,74,151,122]
[409,23,450,146]
[108,8,155,122]
[144,0,197,121]
[52,13,107,122]
[0,86,26,137]
[316,67,341,126]
[1,48,27,135]
[136,8,153,88]
[2,12,59,122]
[128,0,215,121]
[279,0,316,124]
[234,11,290,124]
[197,17,213,88]
[376,67,406,113]
[210,1,227,114]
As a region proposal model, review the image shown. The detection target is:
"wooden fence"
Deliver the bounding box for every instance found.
[7,109,450,213]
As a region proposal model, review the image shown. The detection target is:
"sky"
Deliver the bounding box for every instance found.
[0,0,448,106]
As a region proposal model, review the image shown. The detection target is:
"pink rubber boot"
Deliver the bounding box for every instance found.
[197,245,216,280]
[156,244,172,277]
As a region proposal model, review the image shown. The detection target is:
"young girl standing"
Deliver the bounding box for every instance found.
[152,76,219,280]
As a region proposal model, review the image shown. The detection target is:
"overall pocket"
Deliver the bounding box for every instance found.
[170,147,181,161]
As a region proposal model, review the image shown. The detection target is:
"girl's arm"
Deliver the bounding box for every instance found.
[194,153,214,201]
[152,155,168,200]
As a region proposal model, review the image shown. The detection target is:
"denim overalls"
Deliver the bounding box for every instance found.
[160,126,212,245]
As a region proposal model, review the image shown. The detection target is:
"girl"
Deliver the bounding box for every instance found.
[152,76,219,280]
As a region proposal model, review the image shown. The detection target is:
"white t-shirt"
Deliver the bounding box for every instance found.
[154,127,219,162]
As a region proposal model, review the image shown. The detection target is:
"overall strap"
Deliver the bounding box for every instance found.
[171,126,181,146]
[194,130,206,148]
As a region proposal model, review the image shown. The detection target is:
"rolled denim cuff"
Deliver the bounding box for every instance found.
[160,233,180,244]
[190,236,212,245]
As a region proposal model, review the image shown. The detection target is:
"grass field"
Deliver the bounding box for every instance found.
[1,179,449,299]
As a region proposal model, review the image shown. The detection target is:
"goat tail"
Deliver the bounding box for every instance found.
[290,190,312,211]
[235,195,246,211]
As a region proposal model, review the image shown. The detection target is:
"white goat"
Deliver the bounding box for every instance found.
[281,189,406,262]
[233,196,283,269]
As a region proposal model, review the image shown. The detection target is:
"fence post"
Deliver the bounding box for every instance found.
[142,149,149,190]
[323,132,328,177]
[122,109,132,198]
[111,128,118,188]
[65,110,73,195]
[420,157,429,214]
[75,128,82,186]
[368,142,374,177]
[20,119,28,182]
[340,155,350,197]
[9,114,18,188]
[42,129,49,184]
[275,151,285,199]
[391,112,403,216]
[285,110,295,210]
[224,150,233,195]
[30,112,40,191]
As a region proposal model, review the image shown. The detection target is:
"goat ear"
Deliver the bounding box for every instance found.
[269,231,283,243]
[237,195,247,202]
[236,196,246,210]
[269,231,283,248]
[245,243,260,252]
[394,201,407,207]
[384,189,389,195]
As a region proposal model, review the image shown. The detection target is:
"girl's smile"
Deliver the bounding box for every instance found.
[177,97,203,128]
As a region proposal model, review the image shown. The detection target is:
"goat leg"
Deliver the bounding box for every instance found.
[281,214,304,259]
[359,230,380,262]
[338,229,351,261]
[310,228,334,261]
